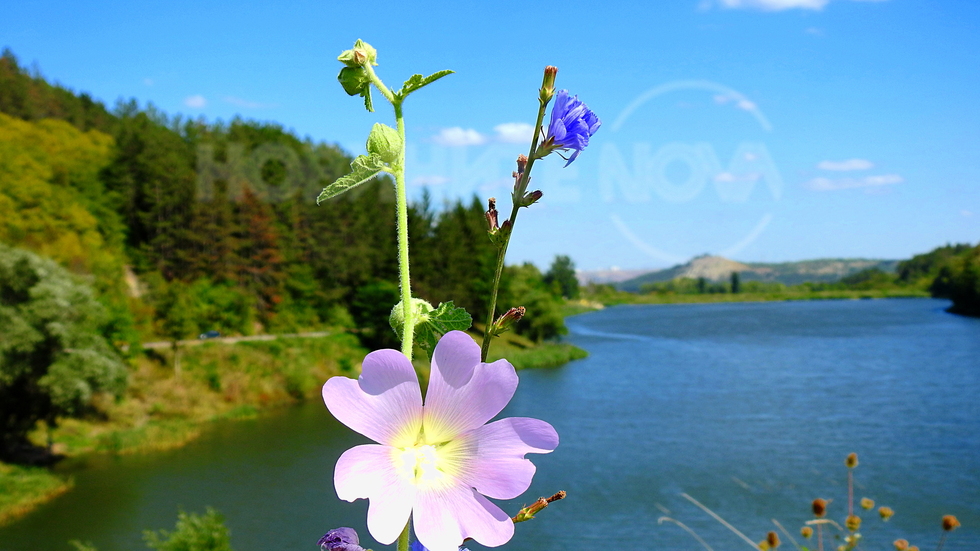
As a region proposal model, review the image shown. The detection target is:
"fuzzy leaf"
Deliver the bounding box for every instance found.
[415,301,472,357]
[396,70,454,100]
[317,154,387,203]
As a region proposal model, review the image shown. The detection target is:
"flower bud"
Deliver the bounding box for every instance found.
[941,514,960,531]
[493,306,526,335]
[801,527,813,539]
[879,506,894,521]
[338,66,371,96]
[860,497,874,510]
[813,498,828,518]
[845,515,861,532]
[845,453,859,469]
[767,531,780,549]
[521,189,543,207]
[893,539,909,551]
[366,123,402,164]
[318,527,365,551]
[539,66,558,103]
[486,198,499,232]
[337,39,378,67]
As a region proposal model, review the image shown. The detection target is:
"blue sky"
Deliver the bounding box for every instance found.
[3,0,978,270]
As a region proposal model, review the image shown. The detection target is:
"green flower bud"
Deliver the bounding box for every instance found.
[338,66,371,96]
[338,39,378,67]
[366,123,402,164]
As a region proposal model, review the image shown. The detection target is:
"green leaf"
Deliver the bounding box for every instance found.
[396,70,454,100]
[317,154,388,203]
[389,298,434,342]
[415,301,472,356]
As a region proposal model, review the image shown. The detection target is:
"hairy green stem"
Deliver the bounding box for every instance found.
[397,520,411,551]
[364,63,414,360]
[394,102,414,359]
[480,97,549,362]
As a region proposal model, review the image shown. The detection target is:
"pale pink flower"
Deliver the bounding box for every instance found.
[322,331,558,551]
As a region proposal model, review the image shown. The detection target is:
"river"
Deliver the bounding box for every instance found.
[1,298,977,550]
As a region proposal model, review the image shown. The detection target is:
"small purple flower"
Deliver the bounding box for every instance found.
[322,331,559,551]
[318,527,364,551]
[542,89,601,166]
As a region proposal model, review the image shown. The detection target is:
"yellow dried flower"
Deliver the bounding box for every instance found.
[942,515,961,531]
[845,515,862,531]
[908,546,919,551]
[860,497,874,510]
[893,539,909,551]
[879,506,895,521]
[758,541,770,551]
[813,498,828,518]
[767,531,781,549]
[801,526,813,539]
[845,452,859,468]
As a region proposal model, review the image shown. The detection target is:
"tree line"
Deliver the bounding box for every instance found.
[0,49,576,457]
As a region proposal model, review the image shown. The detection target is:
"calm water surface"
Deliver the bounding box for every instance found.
[2,298,978,550]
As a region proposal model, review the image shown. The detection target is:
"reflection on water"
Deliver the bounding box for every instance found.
[1,299,977,551]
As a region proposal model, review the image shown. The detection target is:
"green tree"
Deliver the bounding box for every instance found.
[544,255,580,299]
[731,271,741,294]
[500,263,567,342]
[0,245,126,457]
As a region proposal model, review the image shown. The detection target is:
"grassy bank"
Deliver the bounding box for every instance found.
[0,328,587,526]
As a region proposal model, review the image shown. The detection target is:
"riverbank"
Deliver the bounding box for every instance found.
[582,286,930,306]
[0,328,587,526]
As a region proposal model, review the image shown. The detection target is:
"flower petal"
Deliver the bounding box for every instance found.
[334,444,416,545]
[423,331,518,441]
[463,417,559,499]
[414,485,514,551]
[323,349,422,447]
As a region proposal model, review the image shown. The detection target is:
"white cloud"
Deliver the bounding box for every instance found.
[961,210,974,217]
[184,95,207,109]
[736,99,757,111]
[717,0,829,10]
[143,78,154,87]
[494,122,535,144]
[432,127,487,147]
[224,96,276,109]
[804,174,903,191]
[710,0,889,10]
[805,27,824,36]
[817,158,875,171]
[411,175,450,187]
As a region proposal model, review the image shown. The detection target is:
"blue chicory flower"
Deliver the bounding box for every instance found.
[543,89,601,166]
[318,527,365,551]
[410,540,468,551]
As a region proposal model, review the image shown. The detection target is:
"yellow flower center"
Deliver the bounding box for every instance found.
[395,444,447,486]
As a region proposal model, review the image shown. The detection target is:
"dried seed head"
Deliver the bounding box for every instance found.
[845,453,859,469]
[908,546,919,551]
[846,515,862,532]
[942,515,961,531]
[860,497,875,510]
[813,498,828,518]
[767,531,780,549]
[893,539,909,551]
[757,541,770,551]
[801,526,813,539]
[879,506,895,521]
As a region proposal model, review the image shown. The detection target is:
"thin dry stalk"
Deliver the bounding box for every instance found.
[681,493,758,550]
[658,517,716,551]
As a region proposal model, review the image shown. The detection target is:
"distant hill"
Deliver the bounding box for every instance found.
[617,255,900,292]
[575,268,650,286]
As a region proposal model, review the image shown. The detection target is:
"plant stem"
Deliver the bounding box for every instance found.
[479,97,549,362]
[364,63,414,360]
[398,520,411,551]
[393,101,414,359]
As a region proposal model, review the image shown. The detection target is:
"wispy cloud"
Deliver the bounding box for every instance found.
[432,127,487,147]
[410,175,450,187]
[817,158,874,171]
[494,122,535,144]
[804,174,903,191]
[184,95,207,109]
[962,209,974,217]
[707,0,888,10]
[714,94,758,112]
[805,27,824,36]
[715,0,829,10]
[143,78,154,87]
[224,96,277,109]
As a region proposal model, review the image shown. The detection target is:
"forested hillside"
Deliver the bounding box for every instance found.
[0,49,573,456]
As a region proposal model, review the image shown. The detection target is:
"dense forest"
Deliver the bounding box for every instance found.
[0,49,572,455]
